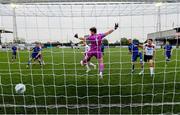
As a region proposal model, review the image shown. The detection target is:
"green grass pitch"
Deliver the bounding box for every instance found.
[0,47,180,114]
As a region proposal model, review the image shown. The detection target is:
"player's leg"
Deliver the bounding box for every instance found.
[84,52,96,69]
[41,55,45,65]
[149,59,154,77]
[84,53,90,72]
[35,55,42,66]
[27,58,33,68]
[11,52,16,62]
[37,58,42,66]
[98,57,104,78]
[139,52,144,75]
[131,54,137,73]
[88,62,96,69]
[86,53,96,72]
[81,52,92,72]
[81,53,88,66]
[11,53,14,62]
[14,52,17,60]
[27,54,35,68]
[38,55,44,66]
[101,49,104,55]
[131,61,135,73]
[165,53,171,65]
[96,52,104,78]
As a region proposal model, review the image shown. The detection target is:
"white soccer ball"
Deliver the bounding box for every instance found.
[15,83,26,94]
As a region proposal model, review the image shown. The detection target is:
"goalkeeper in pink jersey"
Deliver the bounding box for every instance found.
[74,23,118,78]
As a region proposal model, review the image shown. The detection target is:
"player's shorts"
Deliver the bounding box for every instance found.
[166,53,171,59]
[144,55,153,62]
[12,52,16,56]
[32,53,41,59]
[86,50,102,61]
[83,52,88,59]
[131,52,142,62]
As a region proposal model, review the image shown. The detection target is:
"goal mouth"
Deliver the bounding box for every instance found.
[0,0,180,114]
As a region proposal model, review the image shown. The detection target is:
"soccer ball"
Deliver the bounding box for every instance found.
[15,83,26,94]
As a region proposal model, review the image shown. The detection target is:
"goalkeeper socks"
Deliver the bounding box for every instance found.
[99,63,104,72]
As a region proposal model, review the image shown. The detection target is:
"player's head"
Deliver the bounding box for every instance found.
[89,27,97,35]
[133,39,139,45]
[36,43,40,47]
[147,38,153,45]
[128,39,132,44]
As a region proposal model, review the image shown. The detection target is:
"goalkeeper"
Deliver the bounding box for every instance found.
[74,23,118,78]
[78,37,96,73]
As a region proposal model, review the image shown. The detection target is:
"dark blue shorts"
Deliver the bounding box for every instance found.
[32,53,38,59]
[166,54,171,59]
[12,52,16,56]
[132,52,142,62]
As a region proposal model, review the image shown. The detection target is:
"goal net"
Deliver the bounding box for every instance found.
[0,0,180,114]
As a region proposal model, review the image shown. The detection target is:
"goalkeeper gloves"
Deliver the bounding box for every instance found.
[74,33,78,39]
[114,23,119,30]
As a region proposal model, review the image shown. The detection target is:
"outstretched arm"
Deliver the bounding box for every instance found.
[74,33,86,45]
[74,34,85,41]
[104,23,119,37]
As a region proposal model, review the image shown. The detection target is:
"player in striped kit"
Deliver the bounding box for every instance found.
[143,38,156,77]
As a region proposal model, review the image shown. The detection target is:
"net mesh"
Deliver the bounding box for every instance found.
[0,1,180,114]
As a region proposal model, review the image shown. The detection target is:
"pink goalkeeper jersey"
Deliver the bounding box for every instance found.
[87,33,105,51]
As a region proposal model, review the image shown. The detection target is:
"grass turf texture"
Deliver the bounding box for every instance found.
[0,47,180,114]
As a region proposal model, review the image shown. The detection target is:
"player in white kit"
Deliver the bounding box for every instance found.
[75,34,96,73]
[82,44,96,72]
[143,38,156,77]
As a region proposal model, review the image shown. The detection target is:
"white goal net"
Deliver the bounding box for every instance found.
[0,0,180,114]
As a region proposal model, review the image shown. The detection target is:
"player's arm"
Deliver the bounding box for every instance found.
[138,44,143,49]
[82,38,87,46]
[74,34,85,41]
[143,44,146,54]
[74,34,87,46]
[104,23,118,37]
[30,47,34,51]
